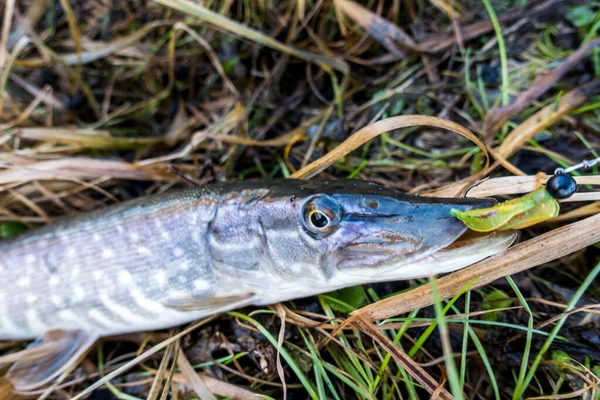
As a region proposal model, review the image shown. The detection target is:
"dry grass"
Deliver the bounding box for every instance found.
[1,0,599,399]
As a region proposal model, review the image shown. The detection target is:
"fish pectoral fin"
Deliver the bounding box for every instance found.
[7,330,98,392]
[161,292,256,312]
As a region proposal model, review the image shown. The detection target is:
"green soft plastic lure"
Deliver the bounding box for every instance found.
[451,172,578,233]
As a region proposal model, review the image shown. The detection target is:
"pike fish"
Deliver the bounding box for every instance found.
[0,179,516,390]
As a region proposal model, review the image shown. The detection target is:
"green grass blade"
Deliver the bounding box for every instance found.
[506,276,534,400]
[154,0,348,73]
[228,311,319,399]
[467,326,501,400]
[299,330,329,400]
[481,0,509,107]
[459,291,470,389]
[517,261,600,398]
[430,276,464,400]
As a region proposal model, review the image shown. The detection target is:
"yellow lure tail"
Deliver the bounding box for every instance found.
[450,188,560,233]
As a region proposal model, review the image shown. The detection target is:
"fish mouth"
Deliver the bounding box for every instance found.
[342,230,424,253]
[333,230,517,280]
[335,230,425,269]
[370,230,517,280]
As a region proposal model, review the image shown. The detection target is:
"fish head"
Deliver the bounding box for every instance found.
[260,180,513,284]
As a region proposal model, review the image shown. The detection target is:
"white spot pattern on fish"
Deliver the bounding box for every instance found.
[67,247,77,258]
[193,280,210,291]
[51,295,63,307]
[17,276,31,288]
[58,310,79,321]
[87,309,118,330]
[118,271,133,285]
[179,260,191,271]
[191,231,201,242]
[73,286,85,300]
[131,288,163,313]
[0,296,23,335]
[100,293,151,325]
[25,309,45,333]
[155,271,167,286]
[137,246,150,255]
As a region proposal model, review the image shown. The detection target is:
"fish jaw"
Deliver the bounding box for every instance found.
[368,230,518,281]
[254,230,517,304]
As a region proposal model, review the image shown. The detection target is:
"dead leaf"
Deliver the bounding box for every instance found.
[494,79,600,159]
[291,115,489,188]
[14,22,168,68]
[333,0,422,56]
[0,158,178,186]
[16,128,161,150]
[484,39,600,135]
[177,349,217,400]
[424,174,600,200]
[155,0,348,73]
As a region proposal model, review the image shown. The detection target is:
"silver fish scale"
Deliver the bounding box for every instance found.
[0,188,230,339]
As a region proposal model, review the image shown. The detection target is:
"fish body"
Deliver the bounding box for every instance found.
[0,180,514,341]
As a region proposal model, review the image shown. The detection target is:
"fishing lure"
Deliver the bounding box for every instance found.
[450,156,599,232]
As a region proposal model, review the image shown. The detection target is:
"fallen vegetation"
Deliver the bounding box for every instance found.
[1,0,599,399]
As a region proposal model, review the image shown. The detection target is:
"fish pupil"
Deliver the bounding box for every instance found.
[546,173,577,199]
[310,211,329,228]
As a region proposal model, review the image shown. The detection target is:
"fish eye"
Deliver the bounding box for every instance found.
[301,195,341,238]
[310,210,329,228]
